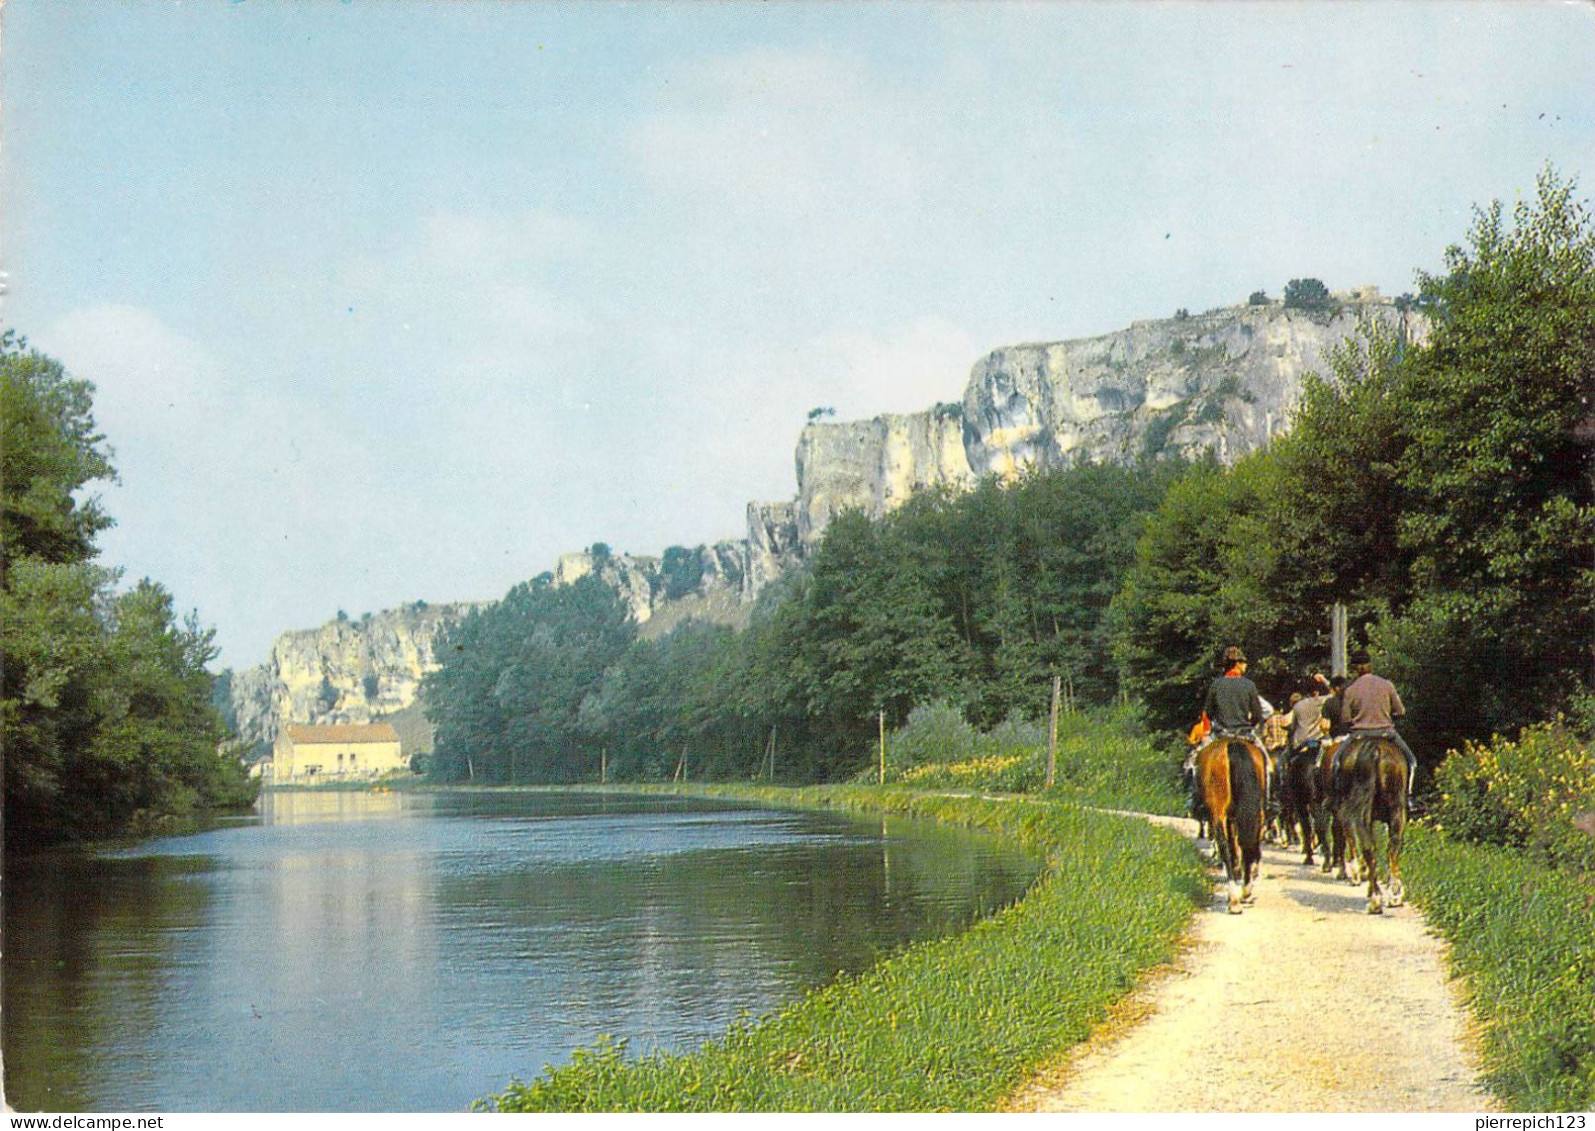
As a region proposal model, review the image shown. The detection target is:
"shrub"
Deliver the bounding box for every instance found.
[879,703,1183,815]
[1428,720,1595,873]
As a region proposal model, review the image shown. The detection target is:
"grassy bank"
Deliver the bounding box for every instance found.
[1403,824,1595,1110]
[479,785,1206,1112]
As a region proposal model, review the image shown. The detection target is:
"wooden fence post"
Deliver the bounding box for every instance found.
[879,710,886,786]
[1047,675,1060,790]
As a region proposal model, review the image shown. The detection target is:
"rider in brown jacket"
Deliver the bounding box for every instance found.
[1340,657,1418,791]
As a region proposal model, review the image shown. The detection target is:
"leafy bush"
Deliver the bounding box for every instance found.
[1404,825,1595,1110]
[877,703,1183,815]
[1428,719,1595,873]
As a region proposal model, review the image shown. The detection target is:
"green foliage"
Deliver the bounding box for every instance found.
[1248,290,1269,306]
[659,545,704,601]
[1113,170,1595,774]
[1404,825,1595,1110]
[881,701,1045,793]
[878,702,1183,815]
[479,787,1206,1112]
[807,406,837,422]
[1428,720,1595,872]
[423,573,637,783]
[1282,277,1333,312]
[2,333,254,844]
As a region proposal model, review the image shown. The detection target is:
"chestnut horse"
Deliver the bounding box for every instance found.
[1194,735,1268,914]
[1332,735,1409,914]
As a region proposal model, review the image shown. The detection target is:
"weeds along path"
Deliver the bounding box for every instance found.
[1007,818,1498,1113]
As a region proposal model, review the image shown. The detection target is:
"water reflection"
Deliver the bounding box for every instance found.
[4,791,1037,1112]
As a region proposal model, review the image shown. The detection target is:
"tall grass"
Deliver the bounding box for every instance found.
[1403,824,1595,1110]
[479,786,1207,1112]
[877,702,1185,816]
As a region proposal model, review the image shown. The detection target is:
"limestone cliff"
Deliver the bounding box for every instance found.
[793,407,973,544]
[234,289,1423,742]
[229,602,478,747]
[961,295,1425,477]
[778,292,1425,558]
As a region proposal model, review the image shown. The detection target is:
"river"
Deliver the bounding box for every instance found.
[2,789,1039,1112]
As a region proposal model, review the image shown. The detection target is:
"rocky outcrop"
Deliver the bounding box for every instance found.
[773,292,1425,559]
[793,407,972,544]
[961,296,1425,476]
[234,289,1424,740]
[229,602,478,747]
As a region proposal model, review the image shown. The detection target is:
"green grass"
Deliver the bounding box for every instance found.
[1403,824,1595,1111]
[879,703,1186,817]
[478,786,1207,1112]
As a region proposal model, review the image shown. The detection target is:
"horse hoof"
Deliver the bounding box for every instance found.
[1228,902,1243,915]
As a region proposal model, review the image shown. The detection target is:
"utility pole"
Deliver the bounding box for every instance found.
[1331,603,1348,678]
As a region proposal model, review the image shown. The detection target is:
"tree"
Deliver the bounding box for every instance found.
[1283,278,1333,313]
[2,333,254,843]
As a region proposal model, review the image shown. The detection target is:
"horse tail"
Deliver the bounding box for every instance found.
[1228,741,1265,849]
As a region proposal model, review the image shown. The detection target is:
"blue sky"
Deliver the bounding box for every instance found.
[4,1,1592,668]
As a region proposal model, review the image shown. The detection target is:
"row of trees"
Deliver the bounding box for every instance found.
[1112,168,1594,770]
[422,461,1182,784]
[1,332,255,845]
[424,169,1592,789]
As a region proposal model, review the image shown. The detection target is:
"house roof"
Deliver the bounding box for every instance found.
[284,723,401,745]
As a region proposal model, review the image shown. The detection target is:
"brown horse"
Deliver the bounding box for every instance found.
[1279,746,1322,865]
[1332,735,1409,914]
[1194,735,1268,914]
[1312,737,1354,879]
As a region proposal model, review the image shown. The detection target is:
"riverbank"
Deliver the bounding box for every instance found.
[480,785,1207,1112]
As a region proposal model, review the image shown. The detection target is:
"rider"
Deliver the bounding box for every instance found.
[1183,646,1264,817]
[1285,678,1329,758]
[1203,645,1266,742]
[1339,655,1418,794]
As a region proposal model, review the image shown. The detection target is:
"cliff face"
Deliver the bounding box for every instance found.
[961,298,1424,477]
[553,542,747,625]
[778,295,1424,556]
[234,291,1421,743]
[793,408,973,544]
[229,602,477,747]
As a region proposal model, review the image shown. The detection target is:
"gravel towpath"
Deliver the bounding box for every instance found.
[1006,817,1498,1113]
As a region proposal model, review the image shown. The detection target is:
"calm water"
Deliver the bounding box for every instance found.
[3,790,1039,1112]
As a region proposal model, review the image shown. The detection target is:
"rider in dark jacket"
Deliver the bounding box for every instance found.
[1203,646,1265,736]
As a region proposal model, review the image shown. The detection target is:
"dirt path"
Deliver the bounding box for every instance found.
[1007,817,1498,1113]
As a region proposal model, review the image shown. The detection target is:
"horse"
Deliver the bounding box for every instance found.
[1194,735,1269,914]
[1331,735,1409,914]
[1312,737,1354,879]
[1278,745,1323,865]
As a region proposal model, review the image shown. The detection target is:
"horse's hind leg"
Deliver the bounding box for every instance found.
[1219,820,1244,914]
[1386,810,1406,907]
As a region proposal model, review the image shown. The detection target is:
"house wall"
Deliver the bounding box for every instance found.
[273,736,405,782]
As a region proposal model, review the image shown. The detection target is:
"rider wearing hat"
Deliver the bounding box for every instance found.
[1203,645,1266,740]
